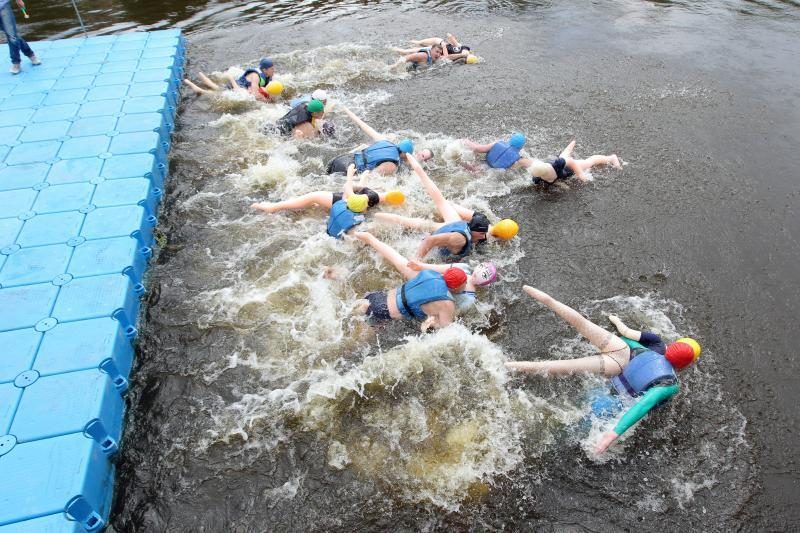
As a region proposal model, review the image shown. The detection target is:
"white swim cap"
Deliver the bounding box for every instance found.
[528,160,552,178]
[311,89,328,101]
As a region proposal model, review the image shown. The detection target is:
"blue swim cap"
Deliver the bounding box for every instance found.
[259,57,274,70]
[509,132,526,149]
[396,138,414,154]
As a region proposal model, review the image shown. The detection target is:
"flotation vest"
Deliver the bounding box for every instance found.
[237,68,269,89]
[434,221,472,258]
[290,94,312,108]
[610,350,678,399]
[278,103,313,131]
[485,141,522,169]
[416,47,433,65]
[326,200,364,239]
[395,270,451,320]
[353,140,401,172]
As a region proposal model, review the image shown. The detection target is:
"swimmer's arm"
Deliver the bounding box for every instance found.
[404,52,428,64]
[407,259,449,274]
[415,233,452,259]
[595,384,679,454]
[451,203,476,221]
[342,165,356,198]
[339,105,387,141]
[608,315,641,341]
[462,139,494,153]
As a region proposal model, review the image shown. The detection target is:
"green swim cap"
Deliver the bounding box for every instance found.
[307,99,324,113]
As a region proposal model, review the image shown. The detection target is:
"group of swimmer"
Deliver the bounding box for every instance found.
[185,34,703,456]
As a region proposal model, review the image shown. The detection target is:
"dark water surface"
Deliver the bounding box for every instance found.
[16,0,800,530]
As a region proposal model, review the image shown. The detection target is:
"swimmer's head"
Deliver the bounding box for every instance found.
[443,267,468,291]
[396,138,414,154]
[307,99,325,115]
[416,148,434,162]
[468,211,490,243]
[665,339,700,369]
[528,160,552,178]
[509,132,526,149]
[490,219,519,240]
[259,57,275,76]
[265,80,284,96]
[346,194,369,213]
[472,262,498,286]
[466,54,479,65]
[321,121,336,137]
[384,190,405,206]
[311,89,328,102]
[431,43,444,60]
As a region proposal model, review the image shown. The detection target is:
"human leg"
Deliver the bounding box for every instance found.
[407,156,460,222]
[574,154,622,172]
[559,139,576,159]
[197,72,223,90]
[251,192,333,213]
[1,4,23,65]
[410,38,442,47]
[353,231,416,280]
[183,79,216,95]
[373,212,439,231]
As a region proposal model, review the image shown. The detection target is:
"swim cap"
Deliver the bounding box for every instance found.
[396,138,414,154]
[259,57,274,70]
[443,267,468,289]
[473,262,498,286]
[346,194,369,213]
[509,132,526,149]
[322,121,336,137]
[311,89,328,101]
[490,219,519,240]
[528,160,551,178]
[675,337,702,359]
[307,99,325,113]
[468,211,490,234]
[266,81,284,96]
[665,342,696,369]
[384,190,405,206]
[466,55,478,65]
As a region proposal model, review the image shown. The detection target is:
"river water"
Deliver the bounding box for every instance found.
[16,0,800,530]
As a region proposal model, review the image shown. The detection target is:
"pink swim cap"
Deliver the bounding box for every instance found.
[473,262,498,286]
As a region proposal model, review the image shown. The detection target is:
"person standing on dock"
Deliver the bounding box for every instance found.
[1,0,40,74]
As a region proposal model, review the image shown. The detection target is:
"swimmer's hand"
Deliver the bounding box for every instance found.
[594,431,619,455]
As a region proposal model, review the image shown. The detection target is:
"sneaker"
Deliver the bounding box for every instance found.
[29,54,41,66]
[9,63,21,74]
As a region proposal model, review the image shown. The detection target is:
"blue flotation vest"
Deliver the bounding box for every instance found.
[610,350,678,399]
[290,94,312,108]
[433,221,472,258]
[353,140,401,172]
[237,68,269,89]
[485,141,522,169]
[395,270,451,320]
[419,48,433,65]
[326,200,364,239]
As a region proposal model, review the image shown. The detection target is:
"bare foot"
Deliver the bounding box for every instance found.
[352,231,372,243]
[610,155,623,169]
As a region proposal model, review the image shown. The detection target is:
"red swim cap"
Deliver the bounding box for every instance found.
[443,267,467,289]
[665,342,695,369]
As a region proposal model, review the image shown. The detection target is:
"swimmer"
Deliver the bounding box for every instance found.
[326,104,433,176]
[506,288,701,454]
[266,98,329,139]
[183,57,282,102]
[389,42,444,70]
[403,33,473,62]
[251,164,404,214]
[406,258,497,312]
[528,140,623,185]
[352,231,460,332]
[462,133,534,171]
[374,154,519,259]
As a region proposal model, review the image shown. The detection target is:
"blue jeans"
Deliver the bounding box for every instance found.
[0,3,34,65]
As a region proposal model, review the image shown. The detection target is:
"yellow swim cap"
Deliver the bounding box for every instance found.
[676,337,702,359]
[490,219,519,240]
[384,190,405,206]
[346,194,369,213]
[266,80,284,96]
[466,55,478,65]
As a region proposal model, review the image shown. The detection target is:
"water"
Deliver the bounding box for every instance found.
[15,0,800,529]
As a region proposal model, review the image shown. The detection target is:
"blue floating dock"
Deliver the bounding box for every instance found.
[0,29,184,531]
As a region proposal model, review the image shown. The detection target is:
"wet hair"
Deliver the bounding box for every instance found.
[419,148,434,161]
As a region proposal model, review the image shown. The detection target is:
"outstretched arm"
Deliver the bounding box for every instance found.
[342,164,356,198]
[407,259,449,274]
[374,212,438,231]
[595,384,680,454]
[462,139,495,153]
[415,233,454,259]
[451,203,476,221]
[339,105,387,142]
[607,315,642,341]
[406,154,460,222]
